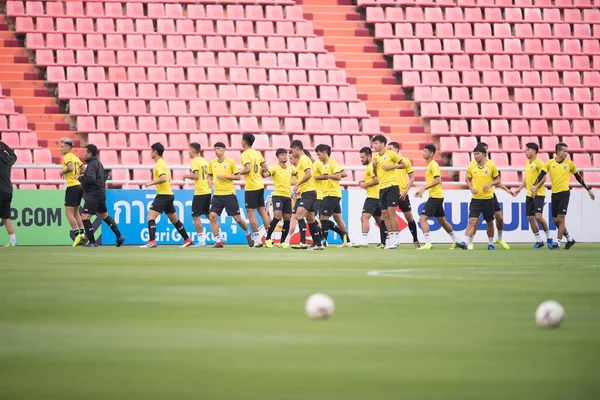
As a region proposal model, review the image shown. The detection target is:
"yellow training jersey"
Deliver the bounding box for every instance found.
[426,159,443,199]
[154,158,173,195]
[467,159,499,200]
[395,157,414,192]
[312,160,325,200]
[364,162,379,199]
[62,152,82,187]
[269,164,294,198]
[209,157,238,196]
[373,150,401,189]
[241,148,265,191]
[525,157,546,197]
[296,154,316,194]
[544,158,577,193]
[319,158,343,198]
[190,156,210,196]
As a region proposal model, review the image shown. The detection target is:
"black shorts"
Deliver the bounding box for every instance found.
[272,196,292,214]
[192,194,211,217]
[0,192,12,219]
[245,188,265,209]
[379,186,399,210]
[296,190,317,213]
[150,194,176,215]
[469,198,495,222]
[526,196,545,217]
[398,196,412,213]
[362,198,382,217]
[210,194,241,216]
[82,198,108,215]
[493,194,501,213]
[551,191,570,218]
[65,185,83,207]
[320,196,342,217]
[313,199,323,216]
[421,197,445,218]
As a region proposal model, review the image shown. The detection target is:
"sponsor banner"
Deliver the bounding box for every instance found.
[348,189,598,244]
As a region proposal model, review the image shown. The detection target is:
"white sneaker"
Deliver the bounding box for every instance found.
[193,242,206,247]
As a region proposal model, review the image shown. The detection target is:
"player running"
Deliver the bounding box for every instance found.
[371,135,406,249]
[0,141,18,247]
[531,142,595,249]
[356,147,386,248]
[414,145,465,250]
[76,144,125,247]
[60,137,86,246]
[240,133,270,247]
[513,142,553,249]
[387,141,420,248]
[208,142,253,248]
[182,142,210,247]
[140,142,193,248]
[262,148,294,248]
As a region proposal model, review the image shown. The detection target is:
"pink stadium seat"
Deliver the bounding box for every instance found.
[440,137,459,153]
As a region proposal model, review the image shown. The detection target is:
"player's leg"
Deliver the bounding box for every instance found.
[191,195,207,246]
[418,213,431,249]
[144,209,161,247]
[534,196,552,247]
[403,210,420,248]
[227,194,253,247]
[306,211,323,249]
[294,200,309,247]
[65,206,79,240]
[265,197,283,247]
[98,201,125,247]
[484,201,496,250]
[279,210,292,248]
[257,206,271,242]
[80,199,98,247]
[2,218,16,246]
[1,193,17,246]
[208,211,222,247]
[526,196,543,248]
[165,197,192,247]
[359,200,373,247]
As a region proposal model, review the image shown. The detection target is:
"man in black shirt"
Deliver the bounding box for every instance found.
[0,141,18,247]
[77,144,125,247]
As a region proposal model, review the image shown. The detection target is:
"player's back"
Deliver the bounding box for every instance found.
[62,152,82,187]
[296,154,315,193]
[191,156,210,195]
[241,148,265,191]
[364,162,379,199]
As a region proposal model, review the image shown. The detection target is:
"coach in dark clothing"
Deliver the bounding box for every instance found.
[77,144,126,247]
[0,141,18,246]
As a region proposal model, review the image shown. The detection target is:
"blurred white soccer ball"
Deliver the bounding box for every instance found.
[535,300,565,328]
[305,293,334,319]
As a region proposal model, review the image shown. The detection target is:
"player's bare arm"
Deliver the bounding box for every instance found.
[531,171,547,198]
[400,172,415,200]
[217,173,241,181]
[60,161,73,177]
[415,176,441,198]
[239,163,251,176]
[573,172,595,200]
[327,172,343,181]
[144,173,167,188]
[465,176,477,195]
[382,160,407,171]
[483,175,502,193]
[359,176,379,189]
[183,170,199,181]
[293,168,312,192]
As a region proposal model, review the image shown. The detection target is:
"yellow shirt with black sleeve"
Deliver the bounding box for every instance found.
[321,158,344,198]
[296,154,316,194]
[208,157,238,196]
[241,148,265,191]
[373,150,401,189]
[525,157,546,197]
[466,160,500,200]
[395,157,414,192]
[364,162,379,199]
[62,152,82,187]
[269,164,294,198]
[544,158,577,194]
[312,160,325,200]
[190,156,210,196]
[154,157,173,195]
[425,160,444,199]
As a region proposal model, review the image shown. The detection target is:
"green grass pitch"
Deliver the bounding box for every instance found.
[1,244,600,400]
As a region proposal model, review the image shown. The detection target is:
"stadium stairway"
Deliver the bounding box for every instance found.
[298,0,429,165]
[0,7,76,162]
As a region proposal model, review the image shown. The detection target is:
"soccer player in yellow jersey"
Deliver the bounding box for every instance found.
[59,138,86,245]
[314,144,351,247]
[387,141,419,248]
[356,147,386,248]
[371,135,406,249]
[415,145,465,250]
[141,142,192,248]
[531,142,595,250]
[183,142,211,247]
[261,148,294,248]
[240,133,270,247]
[290,140,323,250]
[208,142,253,248]
[514,142,553,249]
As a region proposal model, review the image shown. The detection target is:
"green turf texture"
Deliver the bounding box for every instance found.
[1,244,599,400]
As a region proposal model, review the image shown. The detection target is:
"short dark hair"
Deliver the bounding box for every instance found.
[151,142,165,156]
[303,149,313,161]
[242,133,255,147]
[85,144,98,157]
[189,142,201,153]
[290,140,304,150]
[479,142,488,150]
[473,145,487,154]
[526,142,539,153]
[315,144,329,155]
[388,141,400,151]
[424,144,436,154]
[276,148,287,156]
[371,135,387,145]
[359,147,372,156]
[556,142,568,153]
[214,142,226,149]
